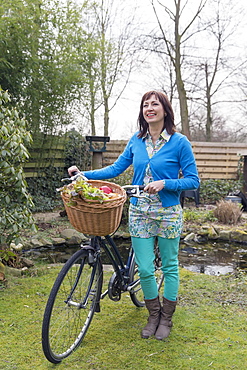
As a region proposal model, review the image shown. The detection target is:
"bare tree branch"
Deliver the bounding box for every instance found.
[180,0,207,38]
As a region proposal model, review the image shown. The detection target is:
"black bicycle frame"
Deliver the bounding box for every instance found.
[86,235,134,293]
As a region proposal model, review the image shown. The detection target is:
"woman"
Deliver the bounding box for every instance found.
[68,91,199,340]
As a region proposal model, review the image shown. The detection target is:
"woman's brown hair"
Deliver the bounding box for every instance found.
[137,91,176,138]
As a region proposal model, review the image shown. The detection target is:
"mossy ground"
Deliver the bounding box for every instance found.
[1,265,246,370]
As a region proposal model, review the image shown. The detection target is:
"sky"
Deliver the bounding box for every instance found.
[105,0,247,140]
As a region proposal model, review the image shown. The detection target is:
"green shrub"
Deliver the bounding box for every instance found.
[0,88,36,245]
[0,249,17,266]
[64,129,91,171]
[26,167,64,212]
[183,209,201,222]
[199,179,243,204]
[203,210,218,222]
[183,208,217,224]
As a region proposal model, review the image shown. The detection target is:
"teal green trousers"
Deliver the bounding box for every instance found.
[131,236,180,301]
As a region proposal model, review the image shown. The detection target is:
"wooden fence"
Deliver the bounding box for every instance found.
[191,142,246,180]
[23,139,247,180]
[23,136,66,178]
[102,140,247,180]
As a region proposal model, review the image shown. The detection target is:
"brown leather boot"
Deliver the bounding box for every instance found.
[141,297,161,339]
[155,297,177,340]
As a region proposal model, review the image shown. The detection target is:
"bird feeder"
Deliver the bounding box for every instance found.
[86,135,110,169]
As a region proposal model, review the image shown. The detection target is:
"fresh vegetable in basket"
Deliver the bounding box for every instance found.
[99,185,112,194]
[58,177,120,202]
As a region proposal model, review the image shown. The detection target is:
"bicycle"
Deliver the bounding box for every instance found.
[41,176,164,364]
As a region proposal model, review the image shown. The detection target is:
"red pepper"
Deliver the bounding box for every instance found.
[99,186,112,194]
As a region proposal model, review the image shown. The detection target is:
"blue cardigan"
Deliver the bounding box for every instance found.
[84,132,200,207]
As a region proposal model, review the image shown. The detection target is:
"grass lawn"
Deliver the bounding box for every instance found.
[0,265,246,370]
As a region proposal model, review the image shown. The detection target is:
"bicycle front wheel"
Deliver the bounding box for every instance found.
[42,248,103,364]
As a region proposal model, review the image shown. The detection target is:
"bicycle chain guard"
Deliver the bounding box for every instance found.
[108,272,121,301]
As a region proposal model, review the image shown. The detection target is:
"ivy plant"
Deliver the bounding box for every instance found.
[64,129,92,171]
[0,88,36,246]
[199,179,243,204]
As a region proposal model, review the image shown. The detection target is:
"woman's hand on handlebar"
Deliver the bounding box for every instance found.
[144,180,165,194]
[68,165,80,177]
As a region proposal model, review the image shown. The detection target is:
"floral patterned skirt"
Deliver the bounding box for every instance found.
[129,200,183,239]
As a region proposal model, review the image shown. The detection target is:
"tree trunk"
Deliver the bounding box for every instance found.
[205,64,212,141]
[103,96,109,136]
[176,69,191,139]
[174,1,191,139]
[90,86,96,136]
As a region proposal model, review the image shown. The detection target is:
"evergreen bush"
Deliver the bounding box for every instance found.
[199,179,243,204]
[0,88,36,245]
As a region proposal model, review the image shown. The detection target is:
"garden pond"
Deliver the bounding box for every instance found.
[22,237,247,276]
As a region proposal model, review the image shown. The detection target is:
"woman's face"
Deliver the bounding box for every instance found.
[142,94,166,127]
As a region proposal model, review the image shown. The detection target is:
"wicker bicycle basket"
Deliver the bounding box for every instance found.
[61,180,127,236]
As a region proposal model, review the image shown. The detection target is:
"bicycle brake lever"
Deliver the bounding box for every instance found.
[122,185,150,199]
[132,193,150,200]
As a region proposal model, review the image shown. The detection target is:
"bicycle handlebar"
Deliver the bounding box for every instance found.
[61,172,88,182]
[122,185,148,199]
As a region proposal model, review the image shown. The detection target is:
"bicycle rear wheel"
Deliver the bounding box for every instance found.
[129,247,164,308]
[128,258,145,307]
[42,248,103,364]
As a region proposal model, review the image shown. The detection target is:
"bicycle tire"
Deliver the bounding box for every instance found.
[42,248,103,364]
[129,248,164,307]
